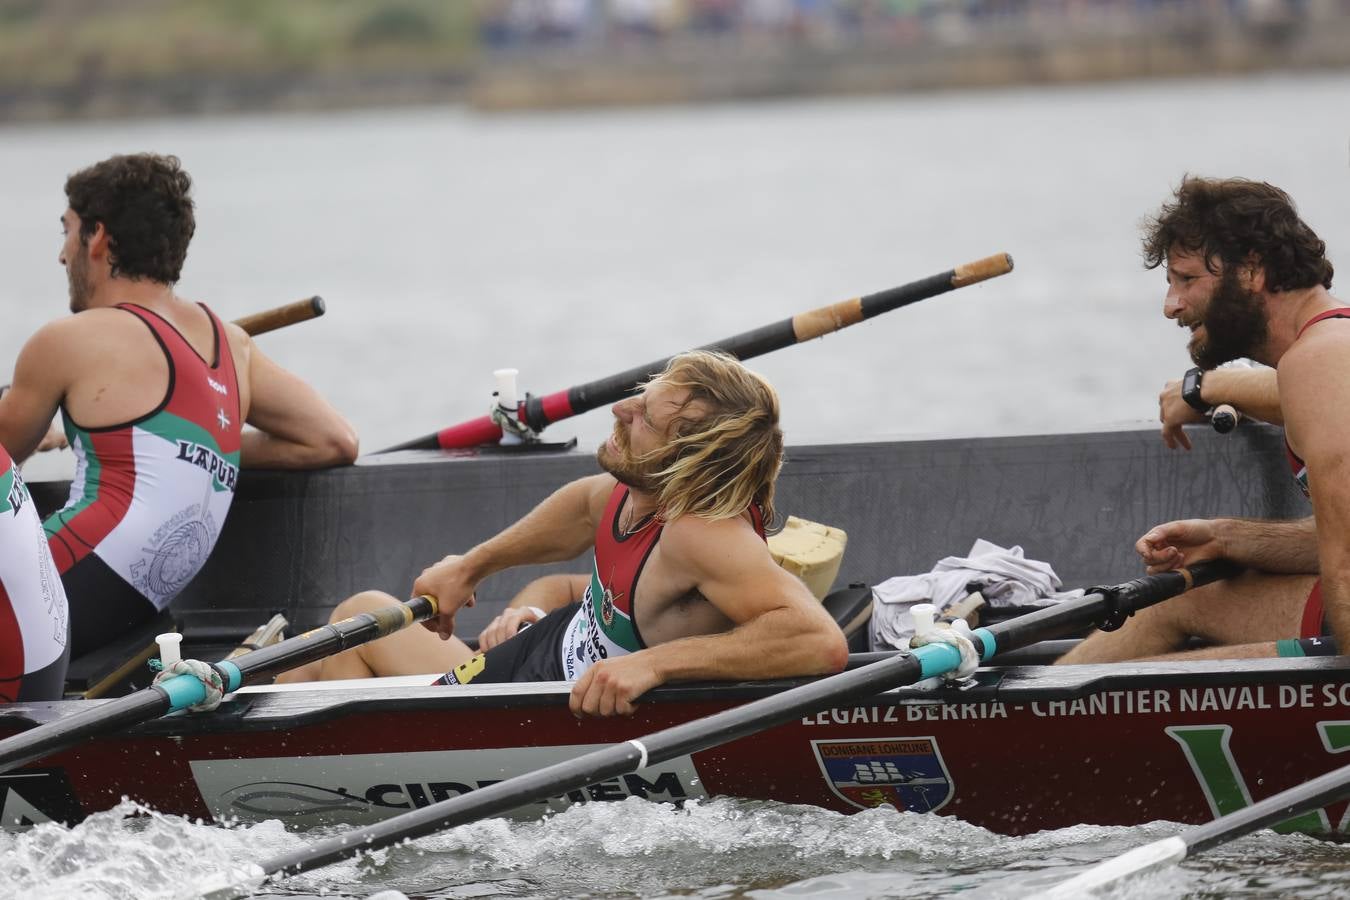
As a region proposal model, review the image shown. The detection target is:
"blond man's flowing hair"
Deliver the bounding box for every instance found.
[639,350,783,526]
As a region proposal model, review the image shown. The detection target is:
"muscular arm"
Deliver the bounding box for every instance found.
[1281,334,1350,648]
[1159,366,1281,451]
[1136,516,1317,575]
[237,329,358,469]
[570,516,848,716]
[0,324,69,462]
[415,474,615,636]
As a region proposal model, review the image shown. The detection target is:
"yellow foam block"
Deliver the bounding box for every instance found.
[767,515,848,600]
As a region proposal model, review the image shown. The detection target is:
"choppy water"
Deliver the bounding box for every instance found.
[2,797,1347,900]
[3,72,1350,896]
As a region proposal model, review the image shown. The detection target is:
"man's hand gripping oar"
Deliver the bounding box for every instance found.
[0,595,437,776]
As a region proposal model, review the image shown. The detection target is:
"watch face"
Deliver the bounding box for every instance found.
[1182,369,1206,412]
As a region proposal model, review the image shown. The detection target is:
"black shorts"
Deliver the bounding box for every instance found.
[434,602,579,686]
[62,554,158,659]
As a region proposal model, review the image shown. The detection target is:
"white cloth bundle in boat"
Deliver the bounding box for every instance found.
[869,538,1085,651]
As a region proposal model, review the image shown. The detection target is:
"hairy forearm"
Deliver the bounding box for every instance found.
[1215,516,1318,574]
[641,607,847,684]
[1202,367,1282,424]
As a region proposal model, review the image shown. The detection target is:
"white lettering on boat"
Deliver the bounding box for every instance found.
[798,682,1348,726]
[799,703,1006,726]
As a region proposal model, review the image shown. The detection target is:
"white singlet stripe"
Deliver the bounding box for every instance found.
[627,739,649,770]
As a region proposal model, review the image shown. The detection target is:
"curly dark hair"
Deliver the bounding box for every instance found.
[64,153,196,284]
[1142,176,1333,293]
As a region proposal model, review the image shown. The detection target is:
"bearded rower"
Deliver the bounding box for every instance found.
[1060,176,1344,664]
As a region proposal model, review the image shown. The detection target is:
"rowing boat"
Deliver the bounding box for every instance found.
[3,422,1345,836]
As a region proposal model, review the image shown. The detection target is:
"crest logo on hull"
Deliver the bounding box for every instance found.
[811,737,953,813]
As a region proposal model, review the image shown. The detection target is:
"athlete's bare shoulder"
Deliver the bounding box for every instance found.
[660,511,763,563]
[219,319,254,363]
[23,308,141,356]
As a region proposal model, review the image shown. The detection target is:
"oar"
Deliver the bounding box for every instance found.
[1036,758,1350,897]
[194,559,1238,898]
[0,596,436,776]
[376,254,1013,452]
[233,296,326,337]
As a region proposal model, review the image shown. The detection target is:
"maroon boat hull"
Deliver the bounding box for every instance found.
[3,657,1347,836]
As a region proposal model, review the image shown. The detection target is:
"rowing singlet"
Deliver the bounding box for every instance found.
[0,443,70,701]
[556,485,765,682]
[1282,308,1350,639]
[44,304,243,611]
[1284,309,1350,497]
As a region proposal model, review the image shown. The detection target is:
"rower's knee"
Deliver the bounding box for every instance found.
[329,590,400,623]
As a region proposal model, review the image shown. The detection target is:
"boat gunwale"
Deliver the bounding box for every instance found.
[1,654,1344,740]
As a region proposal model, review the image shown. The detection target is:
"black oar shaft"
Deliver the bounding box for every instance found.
[378,254,1013,452]
[986,561,1241,652]
[261,653,925,878]
[0,596,438,777]
[250,559,1230,887]
[0,689,171,773]
[228,597,436,681]
[566,256,1012,420]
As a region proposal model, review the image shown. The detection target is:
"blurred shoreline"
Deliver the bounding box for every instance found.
[2,1,1348,122]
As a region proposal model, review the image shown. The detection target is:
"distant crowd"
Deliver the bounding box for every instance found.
[476,0,1333,54]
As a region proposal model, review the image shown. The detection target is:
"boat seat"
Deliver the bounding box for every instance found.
[822,583,873,653]
[64,609,178,699]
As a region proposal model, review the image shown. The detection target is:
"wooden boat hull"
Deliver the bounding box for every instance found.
[2,656,1347,836]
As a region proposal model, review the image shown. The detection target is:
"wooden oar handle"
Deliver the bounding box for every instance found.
[793,252,1016,342]
[233,296,326,337]
[952,253,1015,287]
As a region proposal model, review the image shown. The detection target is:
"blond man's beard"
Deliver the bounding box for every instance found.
[596,427,663,493]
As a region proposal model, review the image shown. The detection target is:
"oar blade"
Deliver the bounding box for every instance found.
[190,863,266,900]
[1034,836,1187,898]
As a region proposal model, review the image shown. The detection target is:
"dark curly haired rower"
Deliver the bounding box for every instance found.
[1061,176,1345,665]
[0,153,359,659]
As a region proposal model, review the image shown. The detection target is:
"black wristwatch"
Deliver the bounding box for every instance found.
[1181,367,1210,414]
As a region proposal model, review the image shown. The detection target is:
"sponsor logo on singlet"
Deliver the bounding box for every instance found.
[600,586,616,627]
[5,469,25,516]
[175,440,239,491]
[128,503,220,605]
[206,375,229,396]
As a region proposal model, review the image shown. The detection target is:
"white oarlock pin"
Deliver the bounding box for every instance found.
[156,632,183,666]
[492,367,523,446]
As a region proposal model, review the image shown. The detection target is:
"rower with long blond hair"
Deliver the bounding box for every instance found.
[279,350,848,717]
